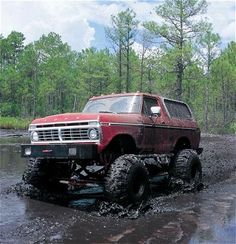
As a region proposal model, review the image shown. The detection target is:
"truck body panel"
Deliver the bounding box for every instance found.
[22,92,201,162]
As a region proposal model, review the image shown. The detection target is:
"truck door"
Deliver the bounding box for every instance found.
[142,96,170,154]
[142,96,161,153]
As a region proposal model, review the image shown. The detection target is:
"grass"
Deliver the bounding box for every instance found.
[0,117,31,130]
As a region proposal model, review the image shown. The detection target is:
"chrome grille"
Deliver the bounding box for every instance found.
[61,128,90,141]
[30,121,100,143]
[36,128,92,141]
[38,129,59,141]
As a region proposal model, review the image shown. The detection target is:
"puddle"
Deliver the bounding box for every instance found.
[0,134,236,243]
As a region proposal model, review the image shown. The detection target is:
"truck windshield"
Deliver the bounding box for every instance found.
[83,95,142,114]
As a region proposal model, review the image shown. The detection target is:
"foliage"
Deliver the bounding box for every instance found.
[144,0,208,100]
[106,8,139,92]
[0,116,30,129]
[0,0,235,133]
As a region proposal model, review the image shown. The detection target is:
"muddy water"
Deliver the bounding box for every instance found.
[0,134,236,243]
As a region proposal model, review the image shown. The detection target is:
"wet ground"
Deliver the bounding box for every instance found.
[0,130,235,243]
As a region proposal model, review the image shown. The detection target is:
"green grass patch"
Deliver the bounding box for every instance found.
[0,117,31,130]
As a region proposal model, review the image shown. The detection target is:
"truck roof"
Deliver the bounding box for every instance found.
[89,92,187,105]
[89,92,161,100]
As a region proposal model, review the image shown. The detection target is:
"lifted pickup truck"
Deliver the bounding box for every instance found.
[22,93,203,203]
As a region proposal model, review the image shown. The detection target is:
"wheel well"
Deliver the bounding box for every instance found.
[174,137,191,152]
[106,134,137,154]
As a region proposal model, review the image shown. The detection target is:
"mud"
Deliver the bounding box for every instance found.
[0,132,236,243]
[199,134,236,184]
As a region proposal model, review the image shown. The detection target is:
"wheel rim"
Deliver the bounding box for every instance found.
[130,170,147,200]
[132,179,145,198]
[191,164,202,184]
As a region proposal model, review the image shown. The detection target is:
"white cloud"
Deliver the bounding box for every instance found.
[0,0,235,51]
[132,41,163,59]
[1,0,102,50]
[206,0,235,43]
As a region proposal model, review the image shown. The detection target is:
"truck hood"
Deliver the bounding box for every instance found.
[31,112,142,125]
[31,113,100,125]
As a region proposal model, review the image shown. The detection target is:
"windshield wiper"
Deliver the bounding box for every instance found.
[99,111,117,114]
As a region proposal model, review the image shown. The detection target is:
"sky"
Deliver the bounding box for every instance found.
[0,0,235,51]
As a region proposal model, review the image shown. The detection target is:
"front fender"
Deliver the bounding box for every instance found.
[98,122,142,152]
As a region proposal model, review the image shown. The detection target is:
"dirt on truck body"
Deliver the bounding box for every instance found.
[21,92,203,203]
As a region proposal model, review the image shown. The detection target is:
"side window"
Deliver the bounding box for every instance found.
[164,99,192,119]
[143,97,158,116]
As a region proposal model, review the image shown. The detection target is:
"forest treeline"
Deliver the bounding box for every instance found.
[0,0,235,133]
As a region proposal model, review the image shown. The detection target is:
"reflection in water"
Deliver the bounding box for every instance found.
[212,217,236,243]
[0,144,28,229]
[190,217,236,244]
[189,188,236,244]
[0,195,26,226]
[0,144,27,188]
[69,199,96,208]
[68,186,104,208]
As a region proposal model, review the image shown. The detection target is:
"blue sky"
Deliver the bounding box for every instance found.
[1,0,235,51]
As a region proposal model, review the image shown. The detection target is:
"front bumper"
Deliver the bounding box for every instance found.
[21,144,98,159]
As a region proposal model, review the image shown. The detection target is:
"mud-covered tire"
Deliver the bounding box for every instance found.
[173,149,202,184]
[23,158,72,190]
[23,158,47,188]
[105,155,150,204]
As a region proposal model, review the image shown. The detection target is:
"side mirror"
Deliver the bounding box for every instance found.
[150,106,161,116]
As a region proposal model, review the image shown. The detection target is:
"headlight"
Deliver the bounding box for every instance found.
[31,131,39,141]
[88,128,99,140]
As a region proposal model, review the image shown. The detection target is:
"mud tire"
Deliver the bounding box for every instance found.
[173,149,202,185]
[23,158,72,190]
[105,155,150,204]
[23,158,47,188]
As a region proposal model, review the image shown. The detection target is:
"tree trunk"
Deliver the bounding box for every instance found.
[139,51,144,92]
[176,59,183,100]
[176,2,184,101]
[126,47,130,93]
[72,95,77,112]
[204,83,209,131]
[148,67,152,93]
[118,43,122,93]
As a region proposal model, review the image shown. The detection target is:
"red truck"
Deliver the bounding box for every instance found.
[21,92,203,203]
